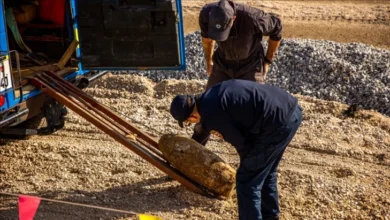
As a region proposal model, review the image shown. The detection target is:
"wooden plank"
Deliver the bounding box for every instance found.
[14,67,77,99]
[56,39,79,70]
[12,64,59,76]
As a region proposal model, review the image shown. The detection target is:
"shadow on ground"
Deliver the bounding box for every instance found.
[0,176,212,220]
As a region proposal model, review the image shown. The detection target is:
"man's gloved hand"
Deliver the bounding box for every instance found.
[192,123,211,146]
[256,58,271,84]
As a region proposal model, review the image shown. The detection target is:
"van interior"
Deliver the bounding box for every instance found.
[4,0,181,94]
[4,0,75,86]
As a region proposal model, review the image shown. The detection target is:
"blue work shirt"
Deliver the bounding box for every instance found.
[197,79,298,154]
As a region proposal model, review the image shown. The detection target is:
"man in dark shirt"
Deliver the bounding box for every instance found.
[199,0,282,86]
[170,79,303,220]
[193,0,283,147]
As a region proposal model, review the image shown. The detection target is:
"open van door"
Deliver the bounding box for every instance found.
[70,0,186,71]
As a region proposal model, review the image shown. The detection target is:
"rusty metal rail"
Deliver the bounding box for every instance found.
[29,71,211,197]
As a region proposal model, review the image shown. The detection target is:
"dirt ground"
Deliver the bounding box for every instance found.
[1,0,390,220]
[1,74,389,220]
[183,0,390,49]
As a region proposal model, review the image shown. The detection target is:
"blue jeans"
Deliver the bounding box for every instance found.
[236,105,303,220]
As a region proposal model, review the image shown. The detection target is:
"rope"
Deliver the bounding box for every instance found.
[0,192,138,216]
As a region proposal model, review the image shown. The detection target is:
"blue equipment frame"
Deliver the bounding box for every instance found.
[0,0,187,117]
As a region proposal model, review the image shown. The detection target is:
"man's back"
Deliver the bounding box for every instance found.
[199,80,298,136]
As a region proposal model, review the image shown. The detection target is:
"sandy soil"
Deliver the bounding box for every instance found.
[182,0,390,49]
[1,74,389,220]
[1,0,390,219]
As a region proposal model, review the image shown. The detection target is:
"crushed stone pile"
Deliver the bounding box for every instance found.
[113,31,390,116]
[268,40,390,116]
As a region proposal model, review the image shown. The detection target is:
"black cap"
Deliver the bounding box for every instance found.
[170,95,196,128]
[208,0,235,41]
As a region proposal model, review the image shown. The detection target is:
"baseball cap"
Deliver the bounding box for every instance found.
[170,95,196,128]
[208,0,235,41]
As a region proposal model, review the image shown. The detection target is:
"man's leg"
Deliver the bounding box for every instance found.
[192,65,231,145]
[205,65,232,90]
[229,54,267,83]
[236,148,288,220]
[261,106,303,219]
[260,152,283,220]
[236,155,273,220]
[236,105,303,220]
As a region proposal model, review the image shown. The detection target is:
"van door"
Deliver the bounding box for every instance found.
[71,0,186,71]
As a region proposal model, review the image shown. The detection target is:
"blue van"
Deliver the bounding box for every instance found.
[0,0,186,137]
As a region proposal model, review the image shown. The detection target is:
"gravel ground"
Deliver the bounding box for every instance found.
[1,0,390,219]
[0,74,389,220]
[118,31,390,116]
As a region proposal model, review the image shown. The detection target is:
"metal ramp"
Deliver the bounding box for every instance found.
[29,71,211,197]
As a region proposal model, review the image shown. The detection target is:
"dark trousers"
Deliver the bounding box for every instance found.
[192,64,264,145]
[206,64,265,90]
[236,105,303,220]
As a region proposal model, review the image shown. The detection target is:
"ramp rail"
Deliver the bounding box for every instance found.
[29,71,212,197]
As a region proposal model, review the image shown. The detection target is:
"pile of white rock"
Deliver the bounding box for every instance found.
[267,39,390,115]
[115,31,390,116]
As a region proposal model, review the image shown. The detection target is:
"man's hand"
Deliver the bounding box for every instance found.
[210,130,223,139]
[263,62,270,75]
[260,38,280,83]
[255,62,270,84]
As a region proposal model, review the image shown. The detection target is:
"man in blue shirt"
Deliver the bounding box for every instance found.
[170,79,302,220]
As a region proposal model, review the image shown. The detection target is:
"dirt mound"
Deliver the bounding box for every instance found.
[154,79,206,98]
[89,73,155,97]
[88,75,207,99]
[1,76,389,219]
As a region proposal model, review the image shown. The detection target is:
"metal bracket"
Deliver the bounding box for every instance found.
[8,50,23,102]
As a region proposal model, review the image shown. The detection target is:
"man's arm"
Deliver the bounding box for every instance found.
[199,5,215,76]
[252,10,283,74]
[265,38,281,63]
[262,38,281,80]
[202,37,215,76]
[204,116,246,153]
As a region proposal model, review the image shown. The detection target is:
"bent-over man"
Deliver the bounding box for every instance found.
[170,79,302,220]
